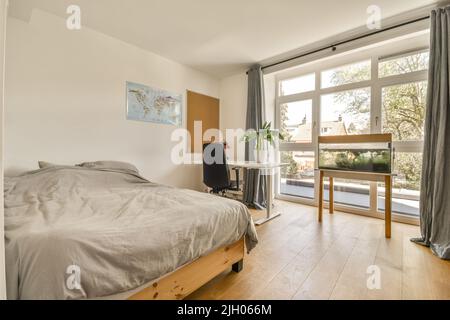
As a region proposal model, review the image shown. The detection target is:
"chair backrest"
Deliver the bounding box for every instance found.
[202,143,231,192]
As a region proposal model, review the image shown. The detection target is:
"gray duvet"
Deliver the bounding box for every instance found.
[4,166,258,300]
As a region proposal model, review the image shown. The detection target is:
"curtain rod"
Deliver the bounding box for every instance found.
[247,15,430,74]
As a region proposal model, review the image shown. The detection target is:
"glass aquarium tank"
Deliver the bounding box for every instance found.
[319,142,392,173]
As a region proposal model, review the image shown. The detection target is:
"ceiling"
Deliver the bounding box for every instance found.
[8,0,441,78]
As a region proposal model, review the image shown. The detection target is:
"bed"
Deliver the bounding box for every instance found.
[4,162,258,300]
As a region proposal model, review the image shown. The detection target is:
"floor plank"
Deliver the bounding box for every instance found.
[331,223,381,300]
[187,200,450,300]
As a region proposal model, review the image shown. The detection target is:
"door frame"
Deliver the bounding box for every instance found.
[0,0,8,300]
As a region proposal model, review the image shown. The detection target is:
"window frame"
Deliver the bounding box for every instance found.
[320,59,372,89]
[275,37,429,224]
[378,47,429,78]
[279,72,316,96]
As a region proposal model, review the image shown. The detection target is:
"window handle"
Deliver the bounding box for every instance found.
[375,116,379,127]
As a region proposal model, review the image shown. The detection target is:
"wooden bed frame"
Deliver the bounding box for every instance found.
[128,238,245,300]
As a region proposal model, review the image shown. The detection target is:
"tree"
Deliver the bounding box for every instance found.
[330,62,371,134]
[394,153,422,191]
[280,104,299,177]
[382,82,426,141]
[279,103,293,142]
[281,152,299,177]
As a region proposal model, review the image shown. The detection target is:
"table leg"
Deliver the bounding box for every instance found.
[255,169,281,226]
[318,171,324,223]
[385,175,392,239]
[329,177,334,214]
[266,172,273,219]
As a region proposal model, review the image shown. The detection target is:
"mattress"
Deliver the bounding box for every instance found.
[4,165,258,300]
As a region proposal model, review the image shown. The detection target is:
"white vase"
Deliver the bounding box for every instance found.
[254,149,269,163]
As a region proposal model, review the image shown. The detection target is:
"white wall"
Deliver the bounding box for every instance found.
[218,71,276,161]
[264,73,276,126]
[0,0,8,301]
[5,9,219,190]
[219,73,247,161]
[219,73,247,132]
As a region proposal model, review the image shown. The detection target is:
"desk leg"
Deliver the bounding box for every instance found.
[255,169,281,226]
[385,175,392,239]
[318,171,324,223]
[329,177,334,214]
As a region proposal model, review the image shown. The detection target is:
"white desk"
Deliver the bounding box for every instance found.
[228,161,288,225]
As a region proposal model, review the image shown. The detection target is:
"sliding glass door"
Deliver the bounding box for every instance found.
[377,51,428,217]
[275,32,429,221]
[278,98,316,201]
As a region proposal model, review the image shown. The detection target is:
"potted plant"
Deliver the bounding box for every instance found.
[241,122,285,163]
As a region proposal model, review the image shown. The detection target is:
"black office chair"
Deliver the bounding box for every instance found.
[203,143,240,194]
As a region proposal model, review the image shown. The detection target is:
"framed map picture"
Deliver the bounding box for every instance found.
[126,81,183,127]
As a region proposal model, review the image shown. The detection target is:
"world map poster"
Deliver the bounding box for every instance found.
[126,81,182,127]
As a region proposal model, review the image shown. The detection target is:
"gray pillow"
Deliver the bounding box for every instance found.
[77,161,139,174]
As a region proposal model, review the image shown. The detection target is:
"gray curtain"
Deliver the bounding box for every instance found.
[243,65,267,209]
[411,7,450,260]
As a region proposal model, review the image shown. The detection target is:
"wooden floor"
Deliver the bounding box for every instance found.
[187,201,450,300]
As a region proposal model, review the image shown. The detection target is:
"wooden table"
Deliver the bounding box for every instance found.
[318,169,395,238]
